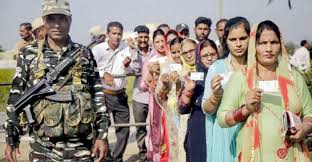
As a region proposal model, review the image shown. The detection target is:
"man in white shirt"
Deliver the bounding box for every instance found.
[291,40,311,72]
[215,18,227,58]
[92,21,132,162]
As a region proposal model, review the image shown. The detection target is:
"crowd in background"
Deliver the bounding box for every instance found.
[11,14,312,162]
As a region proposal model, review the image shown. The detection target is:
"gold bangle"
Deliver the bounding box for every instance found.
[213,94,222,101]
[209,97,218,105]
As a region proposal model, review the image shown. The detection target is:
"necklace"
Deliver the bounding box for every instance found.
[230,61,237,71]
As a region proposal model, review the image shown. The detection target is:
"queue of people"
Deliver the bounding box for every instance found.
[5,1,312,161]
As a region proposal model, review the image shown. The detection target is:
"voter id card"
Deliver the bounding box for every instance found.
[169,64,182,72]
[157,57,167,64]
[258,80,279,92]
[129,32,138,39]
[219,72,233,86]
[190,72,204,81]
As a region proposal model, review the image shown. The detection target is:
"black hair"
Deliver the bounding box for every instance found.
[107,21,123,33]
[256,20,281,43]
[157,24,170,29]
[152,28,165,41]
[20,22,32,31]
[222,16,250,59]
[134,25,149,34]
[300,40,308,47]
[199,39,219,56]
[195,17,212,28]
[165,29,179,42]
[169,37,183,49]
[216,19,228,28]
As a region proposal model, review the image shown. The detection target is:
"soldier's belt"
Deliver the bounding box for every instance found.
[45,91,73,102]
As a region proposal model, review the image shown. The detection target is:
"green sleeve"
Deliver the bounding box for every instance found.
[217,71,246,128]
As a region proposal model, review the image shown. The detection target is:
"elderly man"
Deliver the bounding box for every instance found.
[4,0,109,162]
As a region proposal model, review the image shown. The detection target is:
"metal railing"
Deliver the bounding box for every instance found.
[0,82,11,86]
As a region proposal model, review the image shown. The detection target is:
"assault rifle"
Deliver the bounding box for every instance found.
[13,37,99,125]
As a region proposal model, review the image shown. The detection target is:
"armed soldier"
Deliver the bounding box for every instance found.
[4,0,109,162]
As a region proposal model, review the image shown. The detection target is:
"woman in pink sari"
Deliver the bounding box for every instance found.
[140,29,170,162]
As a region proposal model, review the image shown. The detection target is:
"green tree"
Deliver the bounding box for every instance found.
[0,45,4,52]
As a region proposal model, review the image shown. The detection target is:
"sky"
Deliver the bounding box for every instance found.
[0,0,311,50]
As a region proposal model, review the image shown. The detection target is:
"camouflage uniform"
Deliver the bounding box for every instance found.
[6,37,109,162]
[13,38,34,59]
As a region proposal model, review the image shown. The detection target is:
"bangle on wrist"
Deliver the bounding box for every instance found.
[212,94,222,101]
[233,104,248,122]
[213,93,223,100]
[209,96,218,105]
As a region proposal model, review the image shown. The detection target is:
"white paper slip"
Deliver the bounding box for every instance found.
[169,64,182,72]
[220,72,233,86]
[258,80,279,92]
[129,32,139,39]
[190,72,204,81]
[157,57,167,64]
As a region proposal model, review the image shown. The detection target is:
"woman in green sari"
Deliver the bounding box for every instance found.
[217,20,312,162]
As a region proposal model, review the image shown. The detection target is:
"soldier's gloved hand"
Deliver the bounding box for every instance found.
[5,144,21,162]
[92,139,109,162]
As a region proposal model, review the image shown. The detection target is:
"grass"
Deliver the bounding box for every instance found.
[0,69,15,111]
[0,69,135,112]
[0,51,14,60]
[125,76,135,105]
